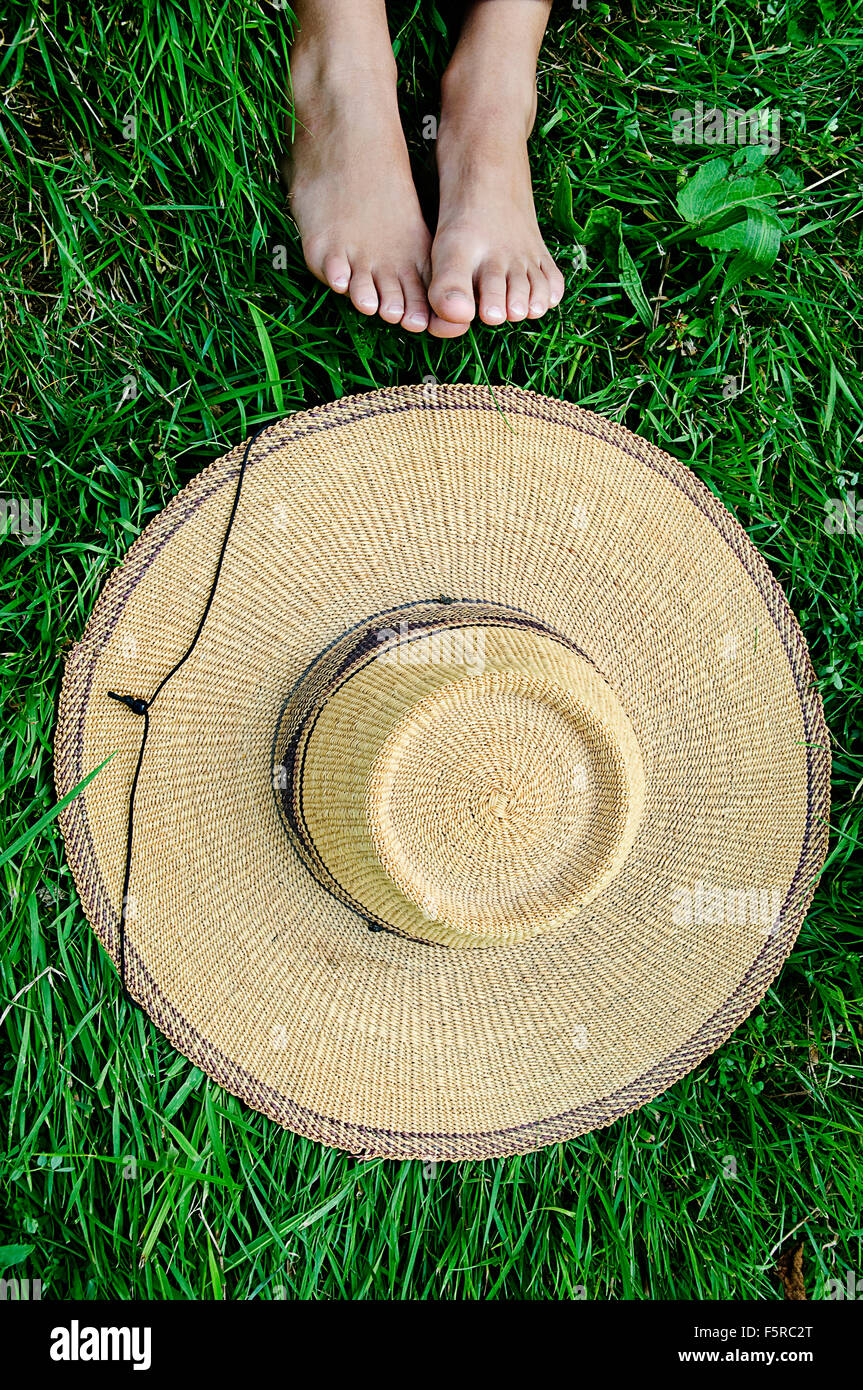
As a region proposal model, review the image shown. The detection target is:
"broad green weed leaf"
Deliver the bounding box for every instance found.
[618,241,653,326]
[723,254,762,293]
[580,206,652,325]
[676,157,731,223]
[701,206,783,257]
[676,153,786,291]
[581,205,622,263]
[552,164,582,237]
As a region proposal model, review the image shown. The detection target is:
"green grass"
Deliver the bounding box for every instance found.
[1,0,862,1300]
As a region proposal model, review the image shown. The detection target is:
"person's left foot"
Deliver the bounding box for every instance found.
[427,64,565,337]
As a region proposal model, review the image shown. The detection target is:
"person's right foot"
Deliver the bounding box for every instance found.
[283,37,433,333]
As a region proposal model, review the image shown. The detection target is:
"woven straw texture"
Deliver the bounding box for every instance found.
[55,384,830,1160]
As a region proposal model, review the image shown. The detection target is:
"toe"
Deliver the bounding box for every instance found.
[477,262,508,326]
[400,270,430,333]
[348,268,379,316]
[321,250,351,294]
[428,285,475,324]
[545,258,566,308]
[526,265,550,319]
[427,312,471,339]
[374,272,406,325]
[506,267,531,322]
[428,244,476,324]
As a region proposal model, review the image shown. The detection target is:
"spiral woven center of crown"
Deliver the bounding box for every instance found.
[367,671,632,936]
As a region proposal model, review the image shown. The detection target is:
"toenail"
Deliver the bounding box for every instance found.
[510,301,526,316]
[407,312,426,325]
[486,306,505,321]
[530,301,543,314]
[333,275,349,289]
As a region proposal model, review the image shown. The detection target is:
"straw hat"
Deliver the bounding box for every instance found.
[55,384,830,1160]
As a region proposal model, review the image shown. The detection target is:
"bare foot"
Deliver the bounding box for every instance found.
[284,25,432,332]
[427,22,564,336]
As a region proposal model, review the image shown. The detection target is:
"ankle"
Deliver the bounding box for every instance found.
[290,28,398,102]
[439,59,537,142]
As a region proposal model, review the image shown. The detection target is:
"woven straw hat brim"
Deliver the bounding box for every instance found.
[55,385,830,1160]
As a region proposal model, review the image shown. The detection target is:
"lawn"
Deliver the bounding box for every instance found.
[1,0,861,1300]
